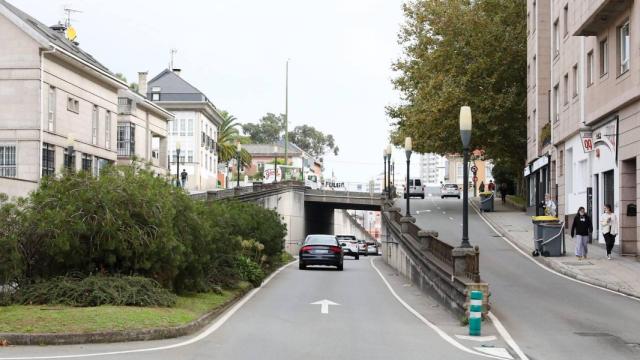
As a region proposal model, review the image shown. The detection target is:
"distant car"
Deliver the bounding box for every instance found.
[366,241,379,255]
[357,239,368,256]
[336,235,359,260]
[299,234,344,271]
[403,178,425,199]
[441,183,461,199]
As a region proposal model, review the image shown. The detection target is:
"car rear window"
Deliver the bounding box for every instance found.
[445,184,458,189]
[305,236,338,246]
[414,179,421,186]
[336,235,356,240]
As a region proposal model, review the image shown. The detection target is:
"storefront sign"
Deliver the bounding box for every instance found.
[580,131,593,153]
[531,155,549,173]
[593,118,619,162]
[524,165,531,177]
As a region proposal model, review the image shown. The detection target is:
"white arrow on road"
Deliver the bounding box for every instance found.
[311,299,340,314]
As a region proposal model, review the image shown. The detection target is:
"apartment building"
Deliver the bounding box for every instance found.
[0,0,127,198]
[419,153,447,186]
[445,152,493,193]
[527,0,639,254]
[146,69,223,191]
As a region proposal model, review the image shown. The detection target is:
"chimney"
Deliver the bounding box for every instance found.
[138,71,148,97]
[172,68,182,77]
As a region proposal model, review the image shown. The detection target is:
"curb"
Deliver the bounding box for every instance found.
[472,201,640,301]
[0,286,254,346]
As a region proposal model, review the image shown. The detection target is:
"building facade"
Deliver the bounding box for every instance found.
[0,0,127,198]
[527,0,640,254]
[419,153,447,186]
[146,69,223,191]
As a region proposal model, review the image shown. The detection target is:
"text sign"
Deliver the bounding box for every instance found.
[580,131,593,153]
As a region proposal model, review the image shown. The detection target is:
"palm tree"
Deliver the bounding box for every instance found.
[217,111,252,186]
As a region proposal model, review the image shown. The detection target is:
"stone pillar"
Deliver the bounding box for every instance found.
[417,230,438,251]
[400,215,416,233]
[451,246,477,278]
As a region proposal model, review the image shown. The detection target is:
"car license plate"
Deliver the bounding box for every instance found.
[313,249,328,254]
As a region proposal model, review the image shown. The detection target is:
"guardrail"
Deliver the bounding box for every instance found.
[190,181,307,202]
[305,188,383,199]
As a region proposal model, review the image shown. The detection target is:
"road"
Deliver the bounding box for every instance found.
[1,255,501,360]
[396,187,640,360]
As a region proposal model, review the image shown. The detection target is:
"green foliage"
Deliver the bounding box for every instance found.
[388,0,526,190]
[234,256,265,287]
[288,125,339,158]
[13,276,177,307]
[242,113,286,144]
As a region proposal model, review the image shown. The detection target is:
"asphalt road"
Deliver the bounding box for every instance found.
[0,255,493,360]
[397,187,640,360]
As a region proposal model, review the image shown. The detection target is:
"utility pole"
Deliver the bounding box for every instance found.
[284,59,289,166]
[169,49,178,71]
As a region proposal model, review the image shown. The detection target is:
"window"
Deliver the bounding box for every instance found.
[553,19,559,57]
[456,163,463,182]
[618,21,630,74]
[151,93,160,101]
[587,51,594,86]
[118,97,133,114]
[67,96,79,113]
[81,153,92,171]
[42,143,55,177]
[563,73,569,105]
[532,56,536,87]
[64,148,76,171]
[553,84,559,122]
[105,111,111,149]
[0,145,16,177]
[600,38,608,76]
[187,150,193,163]
[172,120,178,134]
[180,119,186,136]
[117,123,135,157]
[93,157,111,176]
[559,150,564,177]
[202,132,206,147]
[92,105,98,145]
[572,64,579,98]
[563,4,568,37]
[47,86,55,131]
[532,1,536,32]
[187,119,193,136]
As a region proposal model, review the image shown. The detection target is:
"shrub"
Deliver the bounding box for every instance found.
[13,276,177,307]
[234,256,265,287]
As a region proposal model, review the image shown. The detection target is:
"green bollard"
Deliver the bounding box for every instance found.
[469,290,483,336]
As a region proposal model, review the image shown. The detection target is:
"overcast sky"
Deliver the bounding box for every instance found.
[12,0,417,183]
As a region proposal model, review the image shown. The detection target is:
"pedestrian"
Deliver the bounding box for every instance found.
[488,180,496,192]
[180,169,188,188]
[479,181,485,193]
[600,204,618,260]
[500,183,508,204]
[570,207,592,260]
[542,193,557,217]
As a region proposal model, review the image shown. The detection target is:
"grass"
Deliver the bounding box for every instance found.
[507,195,526,207]
[0,282,250,334]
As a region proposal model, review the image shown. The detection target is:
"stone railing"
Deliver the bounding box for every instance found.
[189,181,306,202]
[382,203,488,318]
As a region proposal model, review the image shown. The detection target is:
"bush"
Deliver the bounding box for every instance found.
[234,256,265,287]
[13,276,177,307]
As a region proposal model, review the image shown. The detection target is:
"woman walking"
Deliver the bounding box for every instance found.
[600,204,618,260]
[570,207,592,260]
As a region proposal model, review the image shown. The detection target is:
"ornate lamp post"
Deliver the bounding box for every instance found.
[459,106,472,248]
[273,145,278,183]
[383,148,388,196]
[386,144,392,197]
[176,141,181,187]
[404,137,412,216]
[236,142,241,188]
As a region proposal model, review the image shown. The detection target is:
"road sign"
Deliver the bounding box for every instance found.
[310,299,340,314]
[471,165,478,173]
[473,176,478,182]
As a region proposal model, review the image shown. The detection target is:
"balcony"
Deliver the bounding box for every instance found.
[574,0,632,36]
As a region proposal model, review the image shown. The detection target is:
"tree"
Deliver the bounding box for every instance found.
[241,113,285,144]
[115,72,139,92]
[217,110,242,164]
[388,0,527,193]
[287,125,339,158]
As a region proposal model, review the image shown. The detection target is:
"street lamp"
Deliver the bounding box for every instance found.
[459,106,472,248]
[176,141,181,188]
[66,133,75,172]
[386,144,392,197]
[404,137,412,216]
[236,142,242,188]
[273,145,278,183]
[383,148,388,195]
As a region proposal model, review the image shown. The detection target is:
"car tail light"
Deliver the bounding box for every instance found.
[330,246,342,253]
[301,246,313,253]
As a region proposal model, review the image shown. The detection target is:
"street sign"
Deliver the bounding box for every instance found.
[471,165,478,173]
[473,176,478,182]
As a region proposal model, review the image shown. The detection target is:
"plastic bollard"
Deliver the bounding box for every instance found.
[469,290,483,336]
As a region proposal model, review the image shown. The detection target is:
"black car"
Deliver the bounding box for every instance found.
[299,234,344,271]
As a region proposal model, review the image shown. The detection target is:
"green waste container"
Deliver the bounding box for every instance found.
[537,222,565,257]
[479,192,494,212]
[531,216,559,256]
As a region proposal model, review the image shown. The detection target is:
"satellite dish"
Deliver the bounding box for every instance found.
[66,26,77,41]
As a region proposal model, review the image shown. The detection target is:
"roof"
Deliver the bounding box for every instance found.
[243,143,302,157]
[0,0,113,75]
[147,69,209,102]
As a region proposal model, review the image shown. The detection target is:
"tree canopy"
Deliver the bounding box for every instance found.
[388,0,527,186]
[241,113,285,144]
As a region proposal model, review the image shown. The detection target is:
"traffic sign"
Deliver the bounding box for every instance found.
[473,176,478,182]
[471,165,478,173]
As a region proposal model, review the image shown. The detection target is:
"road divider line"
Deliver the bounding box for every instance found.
[0,261,299,360]
[487,312,528,360]
[369,258,512,360]
[455,335,497,342]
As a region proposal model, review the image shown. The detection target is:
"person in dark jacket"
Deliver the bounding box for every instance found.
[570,206,592,260]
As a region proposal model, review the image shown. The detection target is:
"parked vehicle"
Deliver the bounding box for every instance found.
[336,235,359,260]
[403,178,425,199]
[366,241,379,255]
[357,239,368,256]
[441,183,461,199]
[299,234,344,270]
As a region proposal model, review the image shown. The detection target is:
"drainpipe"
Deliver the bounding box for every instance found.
[39,47,57,180]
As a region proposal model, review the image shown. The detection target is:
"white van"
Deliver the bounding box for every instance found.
[403,178,425,199]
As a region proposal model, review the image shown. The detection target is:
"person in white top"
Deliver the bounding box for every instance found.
[600,204,618,260]
[542,193,557,217]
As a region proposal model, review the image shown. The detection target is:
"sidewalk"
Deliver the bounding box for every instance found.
[472,197,640,299]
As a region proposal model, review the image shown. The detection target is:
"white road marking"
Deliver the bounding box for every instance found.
[487,312,529,360]
[470,202,640,303]
[455,335,497,342]
[474,347,514,359]
[442,211,446,215]
[310,299,339,314]
[449,217,454,220]
[0,261,299,360]
[369,258,513,360]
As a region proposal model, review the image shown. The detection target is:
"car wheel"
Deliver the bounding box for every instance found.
[337,263,343,271]
[299,262,306,270]
[355,254,360,260]
[441,196,444,199]
[365,252,368,257]
[421,195,425,199]
[457,196,461,199]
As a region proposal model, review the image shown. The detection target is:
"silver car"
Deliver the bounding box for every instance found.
[441,183,461,199]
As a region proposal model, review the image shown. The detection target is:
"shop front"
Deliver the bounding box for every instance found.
[525,154,551,216]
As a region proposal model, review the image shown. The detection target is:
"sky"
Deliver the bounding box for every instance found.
[11,0,420,183]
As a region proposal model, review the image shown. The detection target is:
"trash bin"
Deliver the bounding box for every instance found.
[537,222,564,257]
[479,192,494,212]
[531,216,559,256]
